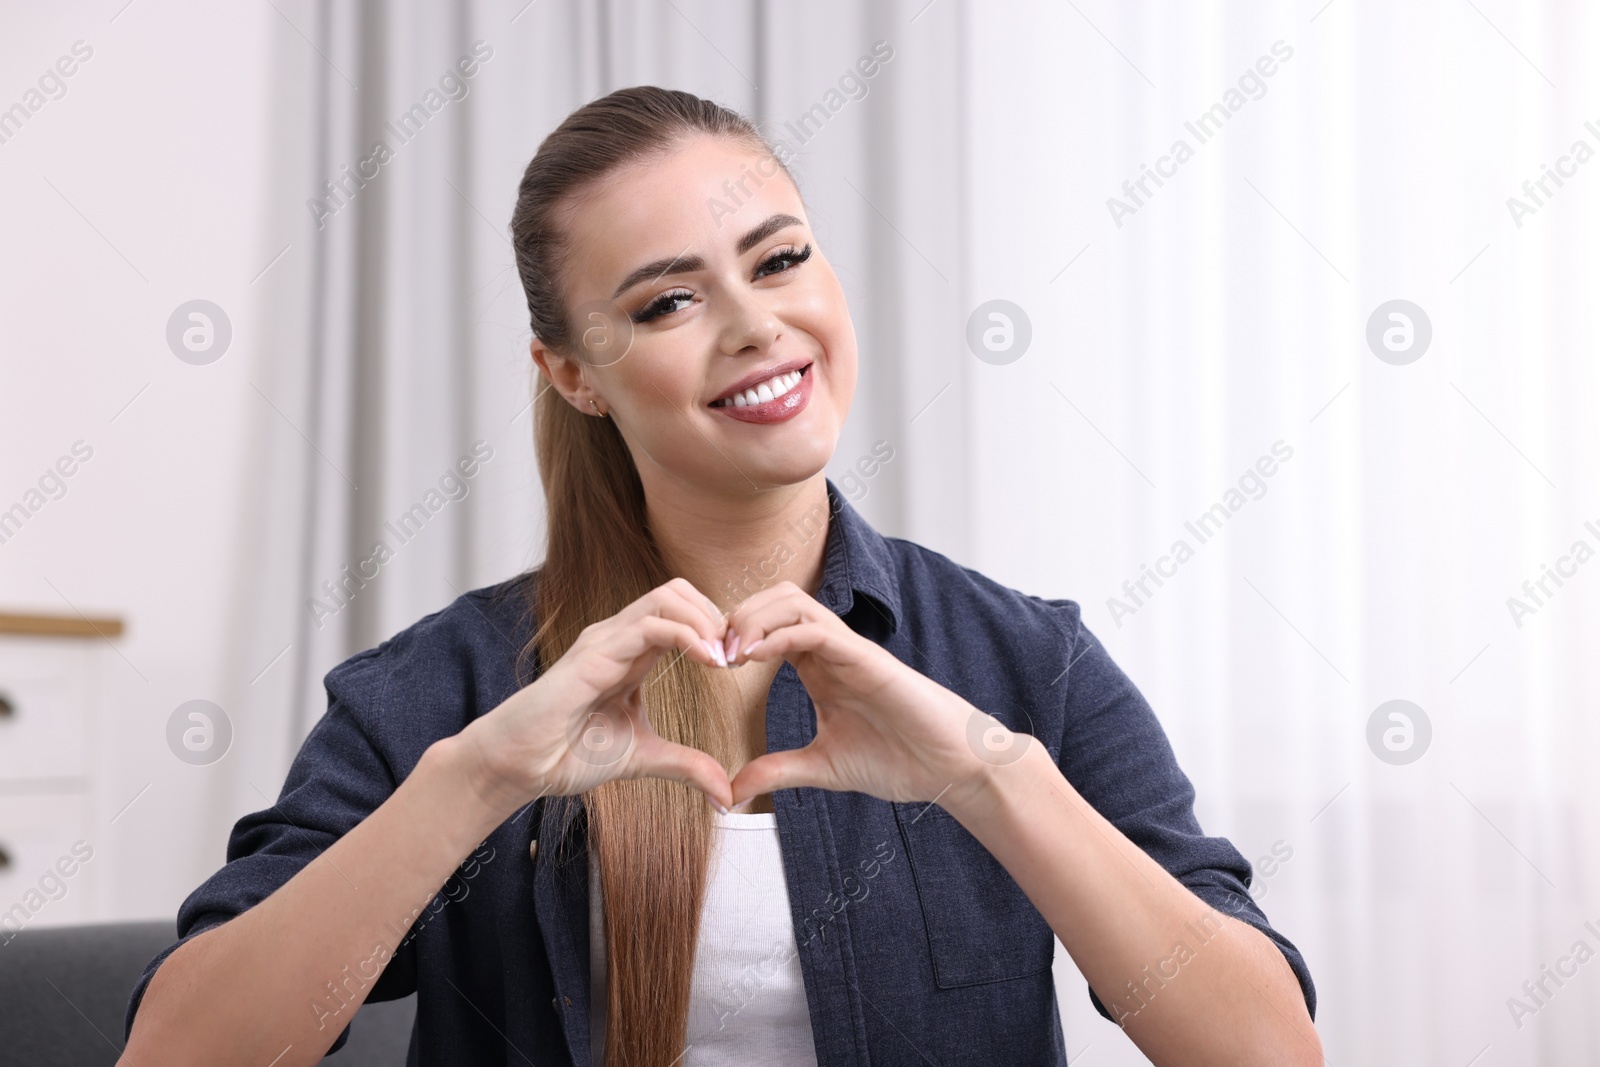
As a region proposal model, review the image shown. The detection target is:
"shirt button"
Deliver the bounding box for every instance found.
[529,838,539,862]
[552,996,559,1011]
[563,996,572,1006]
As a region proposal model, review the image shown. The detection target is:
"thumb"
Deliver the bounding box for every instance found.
[730,746,832,807]
[634,737,734,812]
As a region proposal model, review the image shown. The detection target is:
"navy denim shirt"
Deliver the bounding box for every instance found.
[126,478,1315,1064]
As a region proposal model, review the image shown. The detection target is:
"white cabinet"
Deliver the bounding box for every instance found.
[0,615,117,937]
[0,795,96,932]
[0,641,94,782]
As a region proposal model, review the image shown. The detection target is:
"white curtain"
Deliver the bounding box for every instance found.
[231,2,1599,1063]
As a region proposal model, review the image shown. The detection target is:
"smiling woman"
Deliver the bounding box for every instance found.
[121,86,1320,1067]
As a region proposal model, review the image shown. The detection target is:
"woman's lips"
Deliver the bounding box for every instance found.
[710,363,814,424]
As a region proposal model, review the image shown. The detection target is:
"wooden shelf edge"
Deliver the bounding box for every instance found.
[0,613,125,638]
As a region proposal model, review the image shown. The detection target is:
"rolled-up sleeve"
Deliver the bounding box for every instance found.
[123,648,420,1055]
[1046,603,1317,1024]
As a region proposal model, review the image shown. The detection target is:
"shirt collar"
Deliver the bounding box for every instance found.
[814,477,901,638]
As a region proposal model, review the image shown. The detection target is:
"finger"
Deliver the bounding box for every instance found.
[730,746,833,805]
[636,575,732,643]
[608,580,725,648]
[722,579,805,622]
[722,581,813,654]
[595,615,725,691]
[659,576,729,635]
[725,589,828,663]
[640,583,734,665]
[735,619,862,669]
[633,736,735,811]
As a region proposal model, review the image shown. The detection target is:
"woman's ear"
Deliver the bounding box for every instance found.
[530,338,596,415]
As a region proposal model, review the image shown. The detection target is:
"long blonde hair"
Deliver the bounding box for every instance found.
[509,86,796,1065]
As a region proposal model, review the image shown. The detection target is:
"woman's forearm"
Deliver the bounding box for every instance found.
[120,735,513,1067]
[944,742,1322,1067]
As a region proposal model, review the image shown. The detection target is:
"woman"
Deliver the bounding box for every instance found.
[123,87,1318,1066]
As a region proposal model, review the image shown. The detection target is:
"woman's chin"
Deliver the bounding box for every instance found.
[758,455,837,492]
[718,437,837,493]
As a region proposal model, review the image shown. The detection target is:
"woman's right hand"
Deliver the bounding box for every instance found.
[455,578,733,820]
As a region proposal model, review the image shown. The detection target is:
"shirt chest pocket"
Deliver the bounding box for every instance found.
[893,802,1056,988]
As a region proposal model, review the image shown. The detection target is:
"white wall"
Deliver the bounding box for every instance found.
[0,1,278,916]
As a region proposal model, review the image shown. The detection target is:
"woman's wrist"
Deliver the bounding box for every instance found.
[942,737,1061,836]
[416,732,530,847]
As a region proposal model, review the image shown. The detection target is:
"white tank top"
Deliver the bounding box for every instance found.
[587,810,819,1066]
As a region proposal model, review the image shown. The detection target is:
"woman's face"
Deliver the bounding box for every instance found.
[534,134,857,498]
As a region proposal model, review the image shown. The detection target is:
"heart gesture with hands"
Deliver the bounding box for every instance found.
[459,576,1029,825]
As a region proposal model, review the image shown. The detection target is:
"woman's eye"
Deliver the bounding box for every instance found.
[628,245,811,323]
[631,290,693,324]
[755,243,812,279]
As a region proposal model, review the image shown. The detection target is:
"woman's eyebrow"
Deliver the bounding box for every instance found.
[610,214,806,299]
[612,254,699,300]
[735,213,804,255]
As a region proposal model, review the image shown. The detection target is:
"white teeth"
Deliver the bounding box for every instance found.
[716,368,805,408]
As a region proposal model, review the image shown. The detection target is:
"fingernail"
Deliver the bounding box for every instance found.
[701,639,722,664]
[710,640,728,668]
[742,638,763,659]
[709,797,728,815]
[726,633,742,662]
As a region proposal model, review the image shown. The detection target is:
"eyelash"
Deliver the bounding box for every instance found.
[630,243,813,324]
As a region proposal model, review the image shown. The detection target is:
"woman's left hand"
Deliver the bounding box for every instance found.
[722,581,1033,813]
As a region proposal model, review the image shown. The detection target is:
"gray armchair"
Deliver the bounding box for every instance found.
[0,921,416,1064]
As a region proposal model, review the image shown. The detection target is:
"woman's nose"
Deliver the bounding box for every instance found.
[717,288,780,355]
